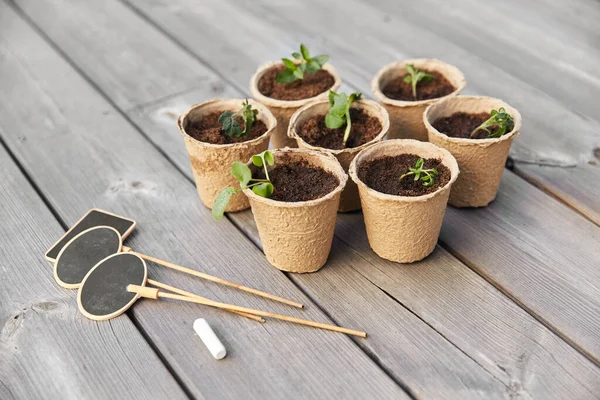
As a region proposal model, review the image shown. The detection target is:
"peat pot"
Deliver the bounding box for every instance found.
[424,95,522,207]
[178,98,276,212]
[243,148,347,273]
[250,61,341,149]
[372,59,465,141]
[349,139,459,263]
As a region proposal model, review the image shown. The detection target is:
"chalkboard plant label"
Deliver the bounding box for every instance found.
[287,96,390,211]
[245,148,347,273]
[178,98,277,212]
[349,139,459,263]
[372,59,465,141]
[250,44,342,149]
[424,95,522,207]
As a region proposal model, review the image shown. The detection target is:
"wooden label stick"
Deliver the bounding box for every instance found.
[127,285,367,338]
[123,247,304,309]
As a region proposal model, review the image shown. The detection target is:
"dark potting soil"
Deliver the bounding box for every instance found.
[358,154,451,196]
[432,112,499,139]
[257,65,335,101]
[382,70,456,101]
[297,109,383,150]
[185,111,267,145]
[253,154,340,202]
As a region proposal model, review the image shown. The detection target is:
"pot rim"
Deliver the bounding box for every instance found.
[424,95,522,147]
[349,139,460,203]
[177,98,276,149]
[243,147,348,208]
[371,58,466,107]
[249,61,342,108]
[287,98,390,155]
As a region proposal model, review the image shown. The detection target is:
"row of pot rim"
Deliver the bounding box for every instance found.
[247,58,465,108]
[237,140,460,270]
[177,94,521,154]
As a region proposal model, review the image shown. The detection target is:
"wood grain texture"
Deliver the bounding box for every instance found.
[123,0,600,362]
[442,171,600,364]
[0,147,189,400]
[0,2,406,399]
[235,210,600,399]
[20,0,600,397]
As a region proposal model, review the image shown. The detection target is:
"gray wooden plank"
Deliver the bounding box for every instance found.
[512,163,600,226]
[7,0,209,110]
[23,0,600,398]
[364,0,600,120]
[119,0,600,366]
[164,0,600,225]
[441,171,600,364]
[234,212,600,399]
[0,147,189,399]
[0,2,407,399]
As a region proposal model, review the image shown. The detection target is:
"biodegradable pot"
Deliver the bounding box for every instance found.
[178,98,276,212]
[287,99,390,212]
[243,148,347,273]
[372,59,466,141]
[424,96,522,208]
[349,139,459,263]
[250,62,342,149]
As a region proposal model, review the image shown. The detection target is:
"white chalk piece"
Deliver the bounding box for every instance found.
[193,319,227,360]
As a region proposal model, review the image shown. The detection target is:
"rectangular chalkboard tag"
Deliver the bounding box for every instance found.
[45,208,136,262]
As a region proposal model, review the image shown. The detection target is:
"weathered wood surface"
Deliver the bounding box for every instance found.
[121,0,600,364]
[0,2,407,399]
[0,147,189,399]
[12,0,600,398]
[3,0,600,398]
[5,1,511,398]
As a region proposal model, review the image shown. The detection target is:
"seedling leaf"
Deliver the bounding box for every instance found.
[218,100,258,138]
[399,158,439,187]
[212,187,237,221]
[300,43,310,59]
[403,63,433,99]
[276,44,329,83]
[252,182,274,197]
[264,150,275,166]
[470,107,515,138]
[324,91,363,146]
[276,69,298,83]
[252,155,263,167]
[231,161,252,187]
[282,58,296,70]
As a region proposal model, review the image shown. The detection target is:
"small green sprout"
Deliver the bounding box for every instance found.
[403,64,433,99]
[399,158,438,187]
[218,99,258,138]
[276,44,329,83]
[325,91,362,146]
[212,150,275,220]
[470,108,515,138]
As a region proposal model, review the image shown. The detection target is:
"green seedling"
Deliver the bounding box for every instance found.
[470,107,514,138]
[399,158,438,187]
[218,99,258,138]
[212,150,275,220]
[403,64,433,99]
[276,44,329,83]
[325,91,362,146]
